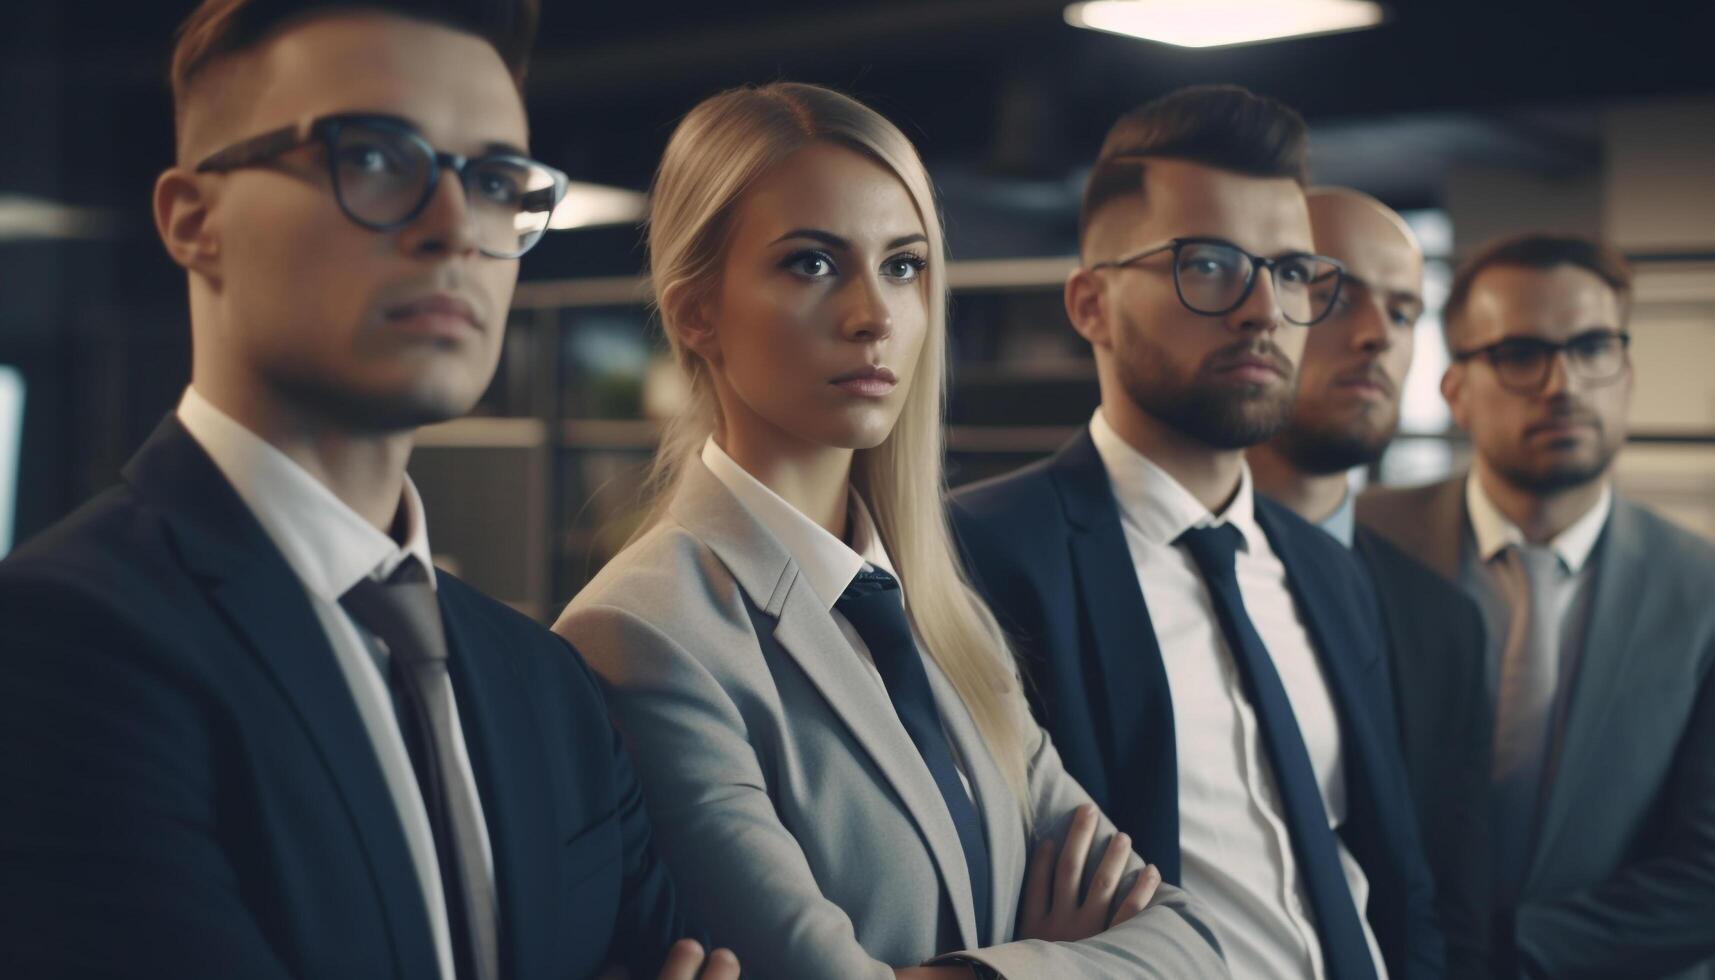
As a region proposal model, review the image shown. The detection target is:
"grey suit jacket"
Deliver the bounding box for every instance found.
[555,461,1228,980]
[1360,475,1715,980]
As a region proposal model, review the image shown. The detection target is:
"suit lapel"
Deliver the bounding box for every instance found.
[439,584,554,980]
[1352,530,1423,747]
[925,646,1023,947]
[1049,431,1182,882]
[671,462,981,948]
[1261,504,1383,675]
[1529,501,1646,880]
[127,416,438,979]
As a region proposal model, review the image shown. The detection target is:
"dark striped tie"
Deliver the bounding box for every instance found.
[342,558,497,980]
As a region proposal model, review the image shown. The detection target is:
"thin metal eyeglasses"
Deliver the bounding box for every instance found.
[195,112,569,259]
[1088,236,1347,326]
[1451,328,1631,394]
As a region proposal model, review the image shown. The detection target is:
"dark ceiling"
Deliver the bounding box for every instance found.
[5,0,1712,278]
[0,0,1708,534]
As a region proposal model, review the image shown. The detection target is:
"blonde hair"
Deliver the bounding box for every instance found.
[644,82,1032,811]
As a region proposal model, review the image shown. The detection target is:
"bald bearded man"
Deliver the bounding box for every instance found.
[1251,189,1491,976]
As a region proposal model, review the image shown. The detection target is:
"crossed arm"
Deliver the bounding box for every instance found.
[563,601,1228,980]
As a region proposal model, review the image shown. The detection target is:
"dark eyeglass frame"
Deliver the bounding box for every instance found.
[193,112,570,259]
[1451,328,1632,394]
[1087,235,1348,326]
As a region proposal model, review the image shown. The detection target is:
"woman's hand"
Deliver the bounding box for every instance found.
[1016,803,1162,943]
[657,939,740,980]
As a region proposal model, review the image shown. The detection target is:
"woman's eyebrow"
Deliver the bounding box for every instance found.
[770,228,847,248]
[768,229,928,250]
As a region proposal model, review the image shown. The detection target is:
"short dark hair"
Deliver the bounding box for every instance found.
[1078,85,1309,248]
[170,0,538,117]
[1442,233,1633,345]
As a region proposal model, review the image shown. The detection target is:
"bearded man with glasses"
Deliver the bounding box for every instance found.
[951,85,1444,980]
[0,2,735,979]
[1360,232,1715,980]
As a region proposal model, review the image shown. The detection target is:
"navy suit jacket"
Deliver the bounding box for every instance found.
[949,429,1444,980]
[0,417,686,980]
[1353,525,1492,979]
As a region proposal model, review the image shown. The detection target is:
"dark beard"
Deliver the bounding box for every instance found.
[1272,415,1395,475]
[1494,439,1621,494]
[1114,329,1298,450]
[1493,399,1623,494]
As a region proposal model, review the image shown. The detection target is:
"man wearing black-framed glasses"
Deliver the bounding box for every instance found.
[0,3,733,980]
[952,85,1443,980]
[1360,232,1715,980]
[193,111,568,259]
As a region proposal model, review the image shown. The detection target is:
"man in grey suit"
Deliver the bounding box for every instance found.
[1359,232,1715,979]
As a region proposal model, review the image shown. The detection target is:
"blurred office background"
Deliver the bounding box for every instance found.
[3,0,1713,619]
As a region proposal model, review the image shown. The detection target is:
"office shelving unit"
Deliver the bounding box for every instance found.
[410,252,1715,622]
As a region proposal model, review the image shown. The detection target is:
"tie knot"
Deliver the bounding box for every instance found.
[340,557,447,666]
[834,565,915,658]
[1177,523,1246,580]
[385,556,433,585]
[1496,542,1563,581]
[1519,544,1563,578]
[838,565,900,606]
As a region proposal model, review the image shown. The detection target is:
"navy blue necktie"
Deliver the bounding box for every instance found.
[1177,524,1378,980]
[836,566,992,946]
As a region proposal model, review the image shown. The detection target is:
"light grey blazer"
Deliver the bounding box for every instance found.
[1360,475,1715,980]
[555,461,1227,980]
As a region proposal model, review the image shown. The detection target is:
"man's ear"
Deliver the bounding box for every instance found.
[1441,363,1469,431]
[1065,267,1112,350]
[659,280,721,368]
[154,168,221,280]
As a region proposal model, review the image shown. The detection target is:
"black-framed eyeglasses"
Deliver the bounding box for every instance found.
[1087,236,1347,326]
[195,112,569,259]
[1451,328,1631,394]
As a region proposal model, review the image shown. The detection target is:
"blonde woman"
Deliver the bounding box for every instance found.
[554,83,1225,980]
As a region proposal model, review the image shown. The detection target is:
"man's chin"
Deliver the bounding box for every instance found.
[1502,448,1616,495]
[332,388,481,435]
[1275,424,1390,475]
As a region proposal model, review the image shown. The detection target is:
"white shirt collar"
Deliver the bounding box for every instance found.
[176,386,435,601]
[1318,485,1357,549]
[1465,468,1611,574]
[1089,408,1267,554]
[699,437,894,610]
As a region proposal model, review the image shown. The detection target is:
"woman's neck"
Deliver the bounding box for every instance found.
[716,420,855,542]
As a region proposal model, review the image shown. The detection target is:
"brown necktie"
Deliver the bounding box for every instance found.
[341,558,498,980]
[1488,543,1563,904]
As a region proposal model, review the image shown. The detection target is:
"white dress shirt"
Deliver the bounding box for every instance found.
[700,438,972,795]
[178,387,493,980]
[1089,409,1387,980]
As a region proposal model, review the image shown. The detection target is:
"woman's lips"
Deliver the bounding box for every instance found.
[831,365,899,398]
